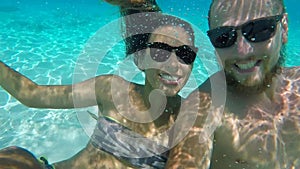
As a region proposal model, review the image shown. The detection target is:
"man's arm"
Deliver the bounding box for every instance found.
[166,130,213,169]
[280,67,300,168]
[0,146,45,169]
[166,92,218,169]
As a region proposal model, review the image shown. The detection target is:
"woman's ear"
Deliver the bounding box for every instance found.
[134,51,146,71]
[281,13,288,44]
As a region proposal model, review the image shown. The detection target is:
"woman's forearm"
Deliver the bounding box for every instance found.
[0,61,38,106]
[0,61,113,109]
[104,0,161,12]
[0,61,75,108]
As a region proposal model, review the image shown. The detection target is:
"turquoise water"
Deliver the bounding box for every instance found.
[0,0,299,163]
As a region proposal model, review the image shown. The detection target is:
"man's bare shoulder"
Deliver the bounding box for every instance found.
[279,67,300,167]
[277,67,300,101]
[279,67,300,107]
[282,66,300,79]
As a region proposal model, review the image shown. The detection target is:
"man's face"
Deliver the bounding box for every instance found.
[208,0,287,90]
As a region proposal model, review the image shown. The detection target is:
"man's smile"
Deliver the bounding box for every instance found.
[233,59,263,73]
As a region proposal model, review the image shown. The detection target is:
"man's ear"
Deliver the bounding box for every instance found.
[281,13,288,44]
[194,47,199,54]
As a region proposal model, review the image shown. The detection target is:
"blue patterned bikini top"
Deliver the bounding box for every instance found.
[91,116,170,169]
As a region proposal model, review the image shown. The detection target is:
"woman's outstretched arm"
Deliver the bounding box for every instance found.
[104,0,145,7]
[0,61,116,109]
[104,0,161,11]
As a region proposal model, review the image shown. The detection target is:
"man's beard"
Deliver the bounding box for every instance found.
[225,62,282,94]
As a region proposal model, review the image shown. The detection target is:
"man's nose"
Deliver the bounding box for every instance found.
[236,32,254,57]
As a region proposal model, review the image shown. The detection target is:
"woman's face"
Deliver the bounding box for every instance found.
[139,25,196,96]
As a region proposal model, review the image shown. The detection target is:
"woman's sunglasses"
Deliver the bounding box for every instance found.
[146,42,197,65]
[207,14,283,48]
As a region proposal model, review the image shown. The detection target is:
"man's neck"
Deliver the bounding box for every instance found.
[225,75,281,117]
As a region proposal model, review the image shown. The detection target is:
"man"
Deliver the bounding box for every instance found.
[199,0,299,168]
[1,0,298,169]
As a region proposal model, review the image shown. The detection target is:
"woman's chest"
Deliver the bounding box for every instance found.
[98,103,175,145]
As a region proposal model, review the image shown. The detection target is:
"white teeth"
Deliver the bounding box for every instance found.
[235,61,257,70]
[160,74,178,81]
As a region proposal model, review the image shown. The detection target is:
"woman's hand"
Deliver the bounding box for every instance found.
[103,0,161,11]
[104,0,145,7]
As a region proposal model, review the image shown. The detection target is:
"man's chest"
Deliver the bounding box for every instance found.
[210,111,287,169]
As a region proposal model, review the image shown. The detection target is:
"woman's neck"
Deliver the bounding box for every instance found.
[142,80,181,119]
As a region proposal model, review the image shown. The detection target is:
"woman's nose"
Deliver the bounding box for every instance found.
[165,52,179,71]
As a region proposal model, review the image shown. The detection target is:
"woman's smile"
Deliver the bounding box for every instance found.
[158,72,182,85]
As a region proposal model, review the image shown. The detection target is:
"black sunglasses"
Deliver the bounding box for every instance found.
[146,42,197,65]
[207,14,283,48]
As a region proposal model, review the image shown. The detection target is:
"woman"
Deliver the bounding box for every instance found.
[0,13,212,168]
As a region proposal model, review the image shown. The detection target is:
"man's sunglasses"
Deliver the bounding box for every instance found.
[146,42,197,65]
[207,14,283,48]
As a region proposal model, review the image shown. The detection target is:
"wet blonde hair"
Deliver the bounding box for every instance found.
[208,0,286,28]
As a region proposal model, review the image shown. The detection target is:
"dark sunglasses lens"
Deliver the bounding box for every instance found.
[208,27,237,48]
[150,48,170,62]
[242,19,277,42]
[176,46,196,64]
